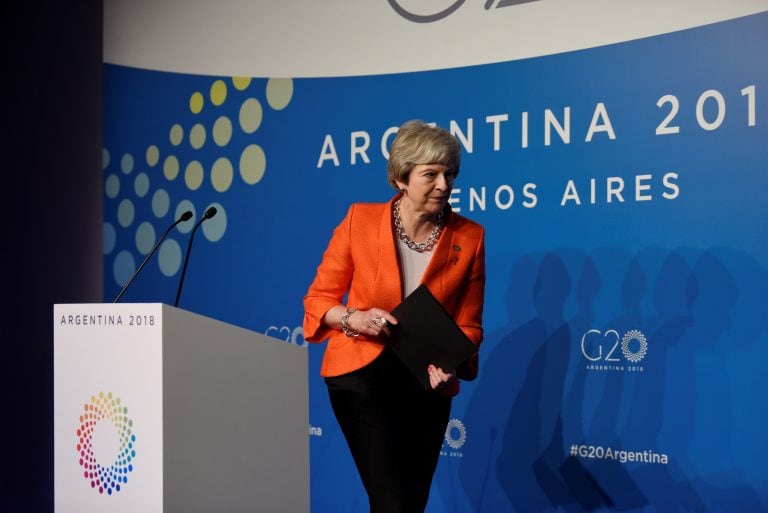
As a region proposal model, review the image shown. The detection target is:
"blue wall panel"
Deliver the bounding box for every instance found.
[104,13,768,512]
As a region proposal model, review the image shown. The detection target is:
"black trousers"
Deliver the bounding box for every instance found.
[326,349,451,513]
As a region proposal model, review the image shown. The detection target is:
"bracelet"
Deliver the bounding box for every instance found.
[340,306,359,337]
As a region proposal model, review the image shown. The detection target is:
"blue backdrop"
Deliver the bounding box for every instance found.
[103,13,768,512]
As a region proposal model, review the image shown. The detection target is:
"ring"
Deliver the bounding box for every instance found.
[372,317,386,327]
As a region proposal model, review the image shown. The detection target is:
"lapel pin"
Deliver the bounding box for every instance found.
[450,245,461,265]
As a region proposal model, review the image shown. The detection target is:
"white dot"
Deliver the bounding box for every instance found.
[170,124,184,146]
[239,98,263,134]
[103,223,116,255]
[202,203,227,242]
[102,149,111,170]
[175,200,196,234]
[146,145,160,166]
[117,199,135,228]
[213,116,233,146]
[134,173,150,198]
[240,144,266,184]
[135,222,156,255]
[184,161,204,190]
[121,153,134,174]
[152,189,170,218]
[211,158,233,192]
[158,239,182,277]
[164,155,180,181]
[266,78,293,110]
[113,251,136,287]
[190,124,206,150]
[105,175,120,199]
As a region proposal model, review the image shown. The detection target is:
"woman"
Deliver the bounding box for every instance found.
[303,120,485,513]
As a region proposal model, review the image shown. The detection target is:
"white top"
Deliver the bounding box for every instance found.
[397,239,435,298]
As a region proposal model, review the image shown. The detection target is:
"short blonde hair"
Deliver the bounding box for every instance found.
[387,120,461,190]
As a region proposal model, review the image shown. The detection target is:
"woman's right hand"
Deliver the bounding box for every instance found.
[348,308,398,337]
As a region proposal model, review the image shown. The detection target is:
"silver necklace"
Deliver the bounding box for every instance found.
[393,198,443,252]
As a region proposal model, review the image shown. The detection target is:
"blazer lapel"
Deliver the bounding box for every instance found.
[372,197,403,309]
[420,212,458,304]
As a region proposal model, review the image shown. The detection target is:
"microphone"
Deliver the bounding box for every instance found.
[113,211,193,303]
[174,206,217,307]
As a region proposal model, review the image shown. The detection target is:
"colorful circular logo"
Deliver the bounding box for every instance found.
[75,391,136,495]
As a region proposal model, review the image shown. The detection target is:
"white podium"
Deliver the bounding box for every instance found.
[54,303,308,513]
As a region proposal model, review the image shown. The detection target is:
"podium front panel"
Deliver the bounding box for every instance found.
[54,303,165,513]
[54,303,308,512]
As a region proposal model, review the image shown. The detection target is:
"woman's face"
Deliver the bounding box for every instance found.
[397,163,456,216]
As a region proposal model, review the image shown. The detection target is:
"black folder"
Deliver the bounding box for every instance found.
[389,284,478,391]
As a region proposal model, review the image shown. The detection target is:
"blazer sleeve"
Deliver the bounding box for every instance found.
[454,226,486,380]
[303,205,355,343]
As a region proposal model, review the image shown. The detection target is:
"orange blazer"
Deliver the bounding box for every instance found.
[303,195,485,383]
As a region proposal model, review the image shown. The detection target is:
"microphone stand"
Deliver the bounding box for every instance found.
[174,207,217,308]
[113,211,192,303]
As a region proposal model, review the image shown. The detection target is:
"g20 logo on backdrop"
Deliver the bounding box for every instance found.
[75,391,136,495]
[441,418,467,458]
[265,326,307,347]
[581,329,648,371]
[388,0,541,23]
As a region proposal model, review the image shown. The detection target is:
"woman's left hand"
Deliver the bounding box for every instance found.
[427,364,456,391]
